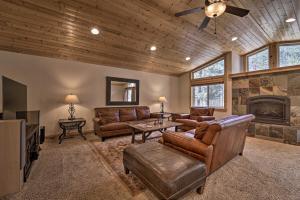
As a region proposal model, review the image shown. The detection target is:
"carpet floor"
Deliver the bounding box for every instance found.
[1,133,299,200]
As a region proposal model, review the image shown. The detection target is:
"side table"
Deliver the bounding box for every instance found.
[151,112,172,121]
[58,118,86,144]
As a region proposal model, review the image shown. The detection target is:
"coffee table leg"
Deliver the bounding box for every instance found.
[131,128,135,144]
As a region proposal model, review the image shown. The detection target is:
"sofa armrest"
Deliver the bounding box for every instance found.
[197,116,215,122]
[150,113,161,118]
[93,117,102,133]
[171,113,190,121]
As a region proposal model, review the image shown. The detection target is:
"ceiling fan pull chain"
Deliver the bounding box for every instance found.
[214,18,217,35]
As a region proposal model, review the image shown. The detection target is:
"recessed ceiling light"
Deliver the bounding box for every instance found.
[90,27,100,35]
[286,18,296,23]
[185,57,191,61]
[150,46,157,51]
[232,37,238,41]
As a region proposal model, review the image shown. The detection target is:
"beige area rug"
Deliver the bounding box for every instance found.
[1,133,299,200]
[91,134,300,200]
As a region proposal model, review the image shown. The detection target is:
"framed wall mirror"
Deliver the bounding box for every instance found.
[106,77,140,105]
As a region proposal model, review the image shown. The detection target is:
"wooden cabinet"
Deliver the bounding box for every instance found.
[0,120,26,197]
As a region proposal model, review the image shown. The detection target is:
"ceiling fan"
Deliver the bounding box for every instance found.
[175,0,250,31]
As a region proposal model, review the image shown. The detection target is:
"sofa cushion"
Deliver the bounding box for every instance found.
[97,108,120,124]
[119,107,137,122]
[176,119,199,128]
[162,132,210,156]
[99,122,129,131]
[194,122,209,139]
[136,106,151,120]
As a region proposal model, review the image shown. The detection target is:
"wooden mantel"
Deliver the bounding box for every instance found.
[229,65,300,79]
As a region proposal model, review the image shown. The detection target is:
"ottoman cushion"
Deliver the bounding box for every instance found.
[123,142,206,199]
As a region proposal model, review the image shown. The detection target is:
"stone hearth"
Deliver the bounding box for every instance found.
[232,71,300,145]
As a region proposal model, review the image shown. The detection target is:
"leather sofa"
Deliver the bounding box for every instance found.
[172,108,215,131]
[94,106,159,141]
[162,114,255,174]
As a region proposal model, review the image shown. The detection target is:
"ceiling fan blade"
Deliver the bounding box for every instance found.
[225,5,250,17]
[199,17,210,30]
[205,0,210,6]
[175,7,203,17]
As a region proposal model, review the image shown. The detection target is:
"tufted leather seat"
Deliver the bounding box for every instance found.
[123,142,207,199]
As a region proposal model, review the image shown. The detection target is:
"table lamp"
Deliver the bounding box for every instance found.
[158,96,167,113]
[65,94,79,120]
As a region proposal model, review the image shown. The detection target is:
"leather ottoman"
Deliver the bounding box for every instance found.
[123,142,206,199]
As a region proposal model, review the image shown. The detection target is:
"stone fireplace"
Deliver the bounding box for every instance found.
[232,72,300,145]
[247,96,290,126]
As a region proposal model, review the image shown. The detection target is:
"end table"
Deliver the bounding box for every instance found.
[58,118,86,144]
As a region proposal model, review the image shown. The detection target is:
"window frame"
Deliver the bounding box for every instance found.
[190,54,228,112]
[191,57,225,80]
[246,46,270,72]
[277,42,300,68]
[191,83,225,109]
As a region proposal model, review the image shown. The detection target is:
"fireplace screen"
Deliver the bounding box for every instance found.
[247,96,290,125]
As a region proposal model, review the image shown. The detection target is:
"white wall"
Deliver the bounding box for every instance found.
[0,51,180,136]
[178,73,190,113]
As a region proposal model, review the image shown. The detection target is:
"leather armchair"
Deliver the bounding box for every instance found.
[162,114,255,174]
[172,108,216,131]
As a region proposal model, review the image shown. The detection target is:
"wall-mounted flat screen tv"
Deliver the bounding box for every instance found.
[2,76,27,120]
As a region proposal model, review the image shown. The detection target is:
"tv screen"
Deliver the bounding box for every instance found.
[2,76,27,120]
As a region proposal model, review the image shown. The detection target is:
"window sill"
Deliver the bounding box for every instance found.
[229,65,300,79]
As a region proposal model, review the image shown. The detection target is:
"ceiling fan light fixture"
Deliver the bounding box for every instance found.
[205,2,226,18]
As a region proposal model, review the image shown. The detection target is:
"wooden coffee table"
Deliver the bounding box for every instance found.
[128,120,183,144]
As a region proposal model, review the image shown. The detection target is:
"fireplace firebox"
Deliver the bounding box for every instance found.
[247,96,290,125]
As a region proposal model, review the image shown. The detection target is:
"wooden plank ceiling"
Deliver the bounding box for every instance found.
[0,0,299,76]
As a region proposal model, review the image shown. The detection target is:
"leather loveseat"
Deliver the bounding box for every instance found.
[172,108,215,131]
[94,106,158,141]
[162,114,255,174]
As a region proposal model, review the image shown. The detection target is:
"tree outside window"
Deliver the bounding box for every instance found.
[279,44,300,67]
[247,48,269,71]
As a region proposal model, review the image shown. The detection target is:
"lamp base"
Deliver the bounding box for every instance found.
[68,104,76,120]
[160,102,164,113]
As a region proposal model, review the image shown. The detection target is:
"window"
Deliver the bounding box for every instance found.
[279,44,300,67]
[247,48,269,72]
[192,84,224,108]
[193,59,224,79]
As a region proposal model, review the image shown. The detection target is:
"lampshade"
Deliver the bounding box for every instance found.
[65,94,79,104]
[158,96,167,102]
[205,2,226,18]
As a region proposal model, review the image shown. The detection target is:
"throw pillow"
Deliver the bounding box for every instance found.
[194,122,209,139]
